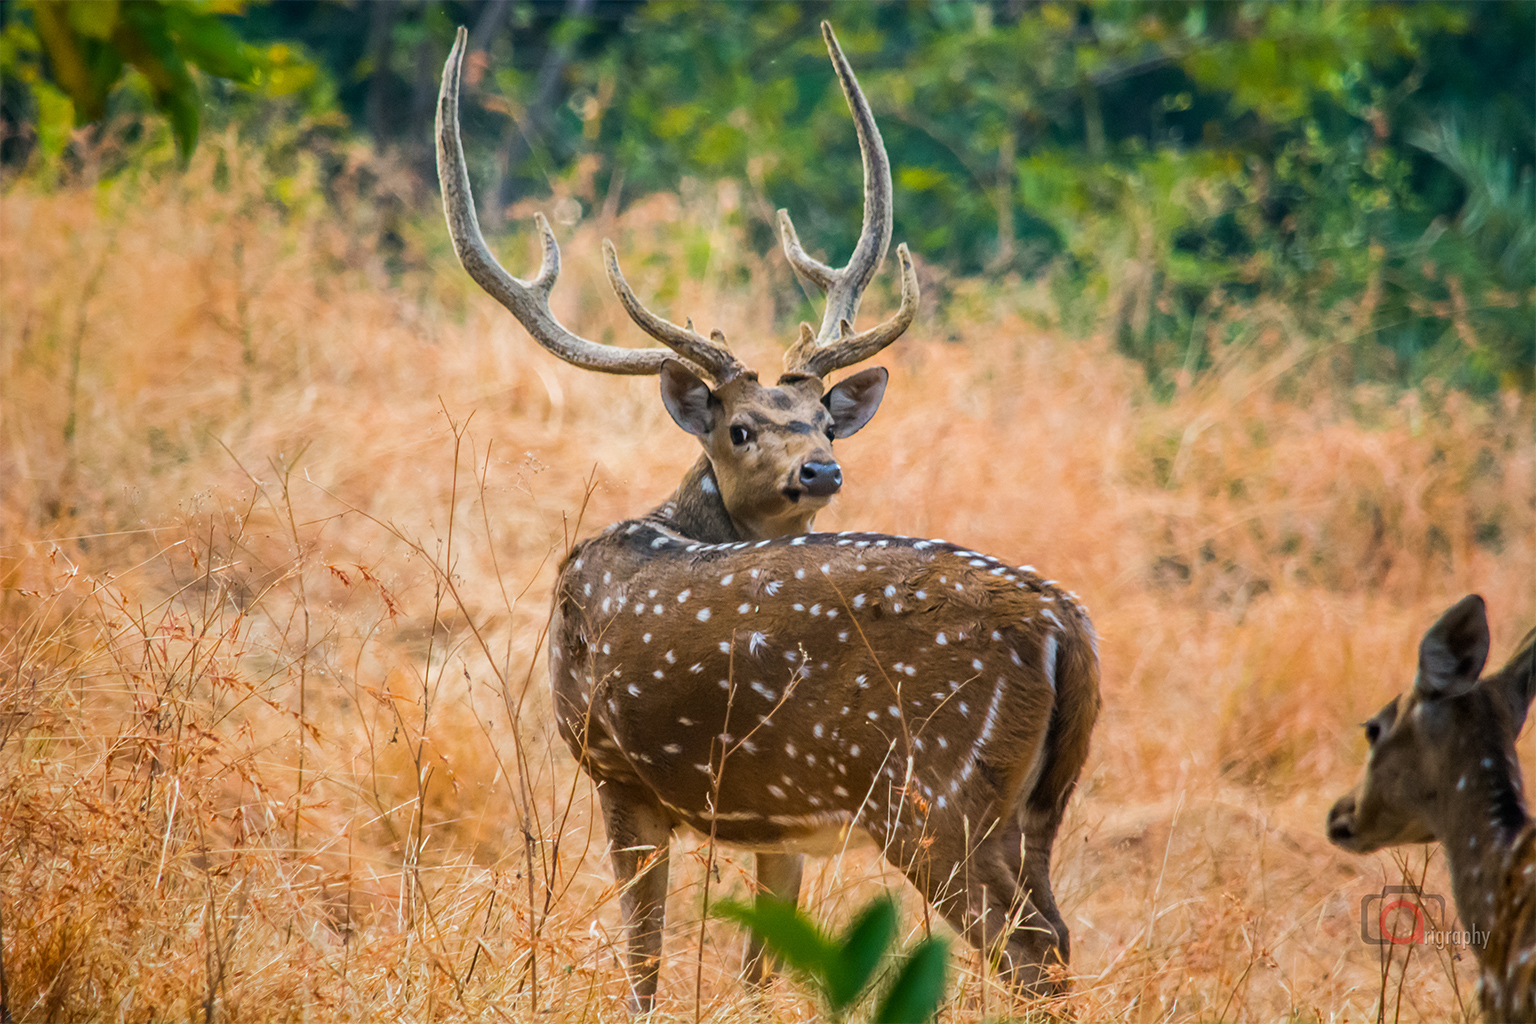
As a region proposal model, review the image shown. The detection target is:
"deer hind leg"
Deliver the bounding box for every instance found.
[1003,810,1068,963]
[894,823,1067,999]
[742,852,805,985]
[598,782,673,1014]
[1007,625,1101,966]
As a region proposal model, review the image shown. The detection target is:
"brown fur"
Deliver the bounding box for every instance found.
[552,519,1100,1004]
[1329,601,1536,1022]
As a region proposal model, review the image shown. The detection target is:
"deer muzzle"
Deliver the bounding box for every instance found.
[1326,791,1360,849]
[797,460,843,499]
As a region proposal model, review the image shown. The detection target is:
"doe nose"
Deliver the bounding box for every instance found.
[1326,797,1357,846]
[799,460,843,498]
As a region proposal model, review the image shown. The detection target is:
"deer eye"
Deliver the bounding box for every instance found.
[729,424,753,446]
[824,426,837,442]
[1364,721,1382,744]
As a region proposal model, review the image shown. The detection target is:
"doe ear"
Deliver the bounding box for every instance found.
[1484,626,1536,736]
[659,360,716,438]
[1415,594,1490,699]
[823,366,889,439]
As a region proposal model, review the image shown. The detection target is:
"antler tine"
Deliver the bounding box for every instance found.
[437,27,700,377]
[603,241,746,384]
[777,21,895,351]
[786,244,918,378]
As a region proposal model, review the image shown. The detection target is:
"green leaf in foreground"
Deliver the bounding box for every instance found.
[827,897,898,1011]
[873,936,949,1024]
[714,896,837,984]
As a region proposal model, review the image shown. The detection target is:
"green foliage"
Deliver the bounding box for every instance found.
[716,894,949,1023]
[3,0,313,162]
[4,1,1529,392]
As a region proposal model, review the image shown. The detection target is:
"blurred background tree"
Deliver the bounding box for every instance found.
[2,0,1529,393]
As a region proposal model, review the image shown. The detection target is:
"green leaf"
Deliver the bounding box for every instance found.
[162,4,255,83]
[113,2,200,160]
[67,0,119,42]
[31,79,76,160]
[715,897,837,985]
[826,897,897,1010]
[873,937,949,1024]
[29,2,100,118]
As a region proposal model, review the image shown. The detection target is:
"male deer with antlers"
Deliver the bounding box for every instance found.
[1328,596,1536,1022]
[439,23,1100,1012]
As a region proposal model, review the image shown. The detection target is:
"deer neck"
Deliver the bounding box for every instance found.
[644,456,820,544]
[1439,737,1530,943]
[645,456,744,544]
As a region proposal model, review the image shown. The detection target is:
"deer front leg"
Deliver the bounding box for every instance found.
[599,783,673,1014]
[742,852,805,985]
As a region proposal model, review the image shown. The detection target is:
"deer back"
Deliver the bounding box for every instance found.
[550,521,1098,851]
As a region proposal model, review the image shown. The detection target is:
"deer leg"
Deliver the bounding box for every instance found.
[895,827,1066,998]
[1021,809,1068,962]
[999,810,1069,963]
[598,783,673,1014]
[742,852,805,985]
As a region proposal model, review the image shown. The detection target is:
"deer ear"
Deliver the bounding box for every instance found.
[1416,594,1490,699]
[660,360,715,438]
[1484,627,1536,735]
[823,367,888,438]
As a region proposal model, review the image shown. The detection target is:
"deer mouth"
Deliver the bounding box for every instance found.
[781,487,803,504]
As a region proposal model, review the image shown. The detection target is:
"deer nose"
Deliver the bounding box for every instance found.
[799,461,842,498]
[1326,796,1357,846]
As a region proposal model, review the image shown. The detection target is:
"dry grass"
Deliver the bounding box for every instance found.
[1,133,1532,1023]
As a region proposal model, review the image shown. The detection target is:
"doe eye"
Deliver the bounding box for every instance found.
[729,424,752,446]
[825,427,837,443]
[1365,721,1382,744]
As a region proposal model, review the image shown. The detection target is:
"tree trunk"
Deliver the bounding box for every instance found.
[989,126,1017,271]
[493,0,595,217]
[363,1,401,144]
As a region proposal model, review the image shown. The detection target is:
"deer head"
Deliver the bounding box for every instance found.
[436,21,918,540]
[1327,600,1536,1018]
[1327,595,1533,854]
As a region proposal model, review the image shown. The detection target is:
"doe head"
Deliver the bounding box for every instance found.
[1327,595,1536,853]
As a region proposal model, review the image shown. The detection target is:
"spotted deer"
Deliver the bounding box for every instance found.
[1329,596,1536,1022]
[439,23,1101,1012]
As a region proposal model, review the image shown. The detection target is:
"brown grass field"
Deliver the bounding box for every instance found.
[1,136,1532,1022]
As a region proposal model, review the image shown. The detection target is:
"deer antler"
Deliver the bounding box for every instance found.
[603,242,745,383]
[437,27,741,383]
[780,22,919,378]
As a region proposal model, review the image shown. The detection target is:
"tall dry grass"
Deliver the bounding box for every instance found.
[1,133,1532,1022]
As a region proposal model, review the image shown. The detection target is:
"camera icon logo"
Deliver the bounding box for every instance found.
[1360,886,1446,945]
